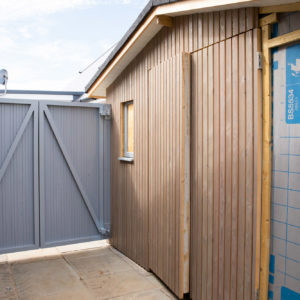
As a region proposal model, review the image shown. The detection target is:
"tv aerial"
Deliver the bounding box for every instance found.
[0,69,8,96]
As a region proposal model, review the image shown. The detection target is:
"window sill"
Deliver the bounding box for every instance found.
[118,156,134,163]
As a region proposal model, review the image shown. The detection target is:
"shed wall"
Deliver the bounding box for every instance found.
[107,7,260,299]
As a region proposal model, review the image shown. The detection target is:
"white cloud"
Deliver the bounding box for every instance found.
[0,27,15,48]
[19,27,32,39]
[0,0,133,22]
[0,0,144,90]
[1,36,114,90]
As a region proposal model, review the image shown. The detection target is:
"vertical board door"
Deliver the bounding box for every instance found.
[0,99,39,253]
[269,43,300,299]
[190,28,262,300]
[39,101,111,247]
[148,53,191,299]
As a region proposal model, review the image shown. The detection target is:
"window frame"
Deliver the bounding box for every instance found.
[123,100,134,159]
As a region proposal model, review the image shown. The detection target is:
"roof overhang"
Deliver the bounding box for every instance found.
[88,0,300,98]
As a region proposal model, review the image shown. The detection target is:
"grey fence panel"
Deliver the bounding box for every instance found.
[39,101,111,247]
[0,99,39,254]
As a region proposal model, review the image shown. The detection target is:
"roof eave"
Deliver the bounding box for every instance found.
[87,0,299,98]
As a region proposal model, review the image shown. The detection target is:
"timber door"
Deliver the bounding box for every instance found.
[190,29,261,300]
[148,53,191,299]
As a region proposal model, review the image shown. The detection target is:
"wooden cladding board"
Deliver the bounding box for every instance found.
[149,53,190,299]
[190,28,261,300]
[107,7,259,299]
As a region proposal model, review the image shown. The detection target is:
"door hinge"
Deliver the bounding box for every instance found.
[99,104,112,120]
[257,52,263,70]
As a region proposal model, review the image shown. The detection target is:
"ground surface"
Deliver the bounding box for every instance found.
[0,241,176,300]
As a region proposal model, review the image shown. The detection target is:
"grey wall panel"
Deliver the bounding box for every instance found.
[0,100,39,253]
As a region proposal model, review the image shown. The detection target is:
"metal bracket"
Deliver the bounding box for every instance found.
[255,288,259,300]
[257,52,263,70]
[99,104,112,120]
[99,227,110,237]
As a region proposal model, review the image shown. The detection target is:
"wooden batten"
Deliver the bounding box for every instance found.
[156,15,173,27]
[266,28,300,48]
[260,24,272,300]
[254,27,263,299]
[180,52,191,295]
[259,2,300,14]
[259,13,278,27]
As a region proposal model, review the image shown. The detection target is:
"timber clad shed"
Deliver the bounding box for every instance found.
[86,1,300,300]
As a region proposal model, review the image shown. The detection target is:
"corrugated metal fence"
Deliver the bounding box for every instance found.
[0,99,110,253]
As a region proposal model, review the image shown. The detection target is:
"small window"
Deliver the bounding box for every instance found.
[121,101,134,160]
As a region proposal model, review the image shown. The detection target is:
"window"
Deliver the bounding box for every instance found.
[120,101,134,161]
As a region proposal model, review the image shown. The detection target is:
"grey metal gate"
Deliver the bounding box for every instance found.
[0,99,110,253]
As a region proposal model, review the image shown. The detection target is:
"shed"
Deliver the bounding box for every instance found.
[86,1,300,300]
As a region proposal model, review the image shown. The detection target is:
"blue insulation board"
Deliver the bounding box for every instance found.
[270,43,300,300]
[286,44,300,124]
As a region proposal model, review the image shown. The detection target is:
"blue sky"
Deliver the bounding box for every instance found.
[0,0,148,91]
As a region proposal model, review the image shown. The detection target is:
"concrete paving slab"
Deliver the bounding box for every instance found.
[110,247,150,277]
[11,258,94,300]
[66,253,132,278]
[1,242,177,300]
[0,264,18,299]
[86,270,157,299]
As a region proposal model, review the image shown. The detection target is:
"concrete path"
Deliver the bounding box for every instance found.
[0,241,176,300]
